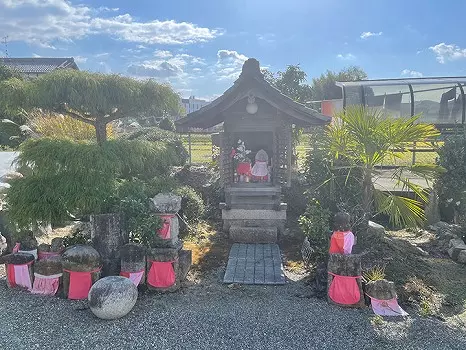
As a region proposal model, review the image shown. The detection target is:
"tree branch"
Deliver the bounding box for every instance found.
[58,104,95,125]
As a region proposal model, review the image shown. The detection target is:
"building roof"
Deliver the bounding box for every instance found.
[337,76,466,87]
[176,58,330,130]
[0,57,79,74]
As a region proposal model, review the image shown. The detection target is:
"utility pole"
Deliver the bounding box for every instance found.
[2,36,9,57]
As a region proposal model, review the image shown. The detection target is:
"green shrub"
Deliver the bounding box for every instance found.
[436,133,466,226]
[122,126,188,166]
[303,127,364,232]
[298,198,331,262]
[5,138,183,228]
[173,186,205,224]
[158,117,175,131]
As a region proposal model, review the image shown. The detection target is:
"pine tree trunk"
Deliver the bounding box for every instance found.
[95,120,107,145]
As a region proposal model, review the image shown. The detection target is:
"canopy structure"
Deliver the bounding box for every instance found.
[336,77,466,126]
[176,58,330,131]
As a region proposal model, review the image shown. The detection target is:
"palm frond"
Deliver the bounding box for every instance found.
[373,189,425,227]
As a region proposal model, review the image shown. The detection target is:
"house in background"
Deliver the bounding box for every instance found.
[181,96,210,115]
[0,57,79,79]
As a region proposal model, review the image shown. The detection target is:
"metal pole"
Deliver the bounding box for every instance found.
[188,132,192,165]
[408,84,415,117]
[412,141,416,165]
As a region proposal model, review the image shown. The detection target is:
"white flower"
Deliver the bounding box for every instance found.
[456,201,461,206]
[447,198,453,203]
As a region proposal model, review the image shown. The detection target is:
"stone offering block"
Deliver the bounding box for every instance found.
[62,245,101,299]
[146,247,180,292]
[151,214,180,248]
[1,252,35,289]
[120,243,146,286]
[448,238,466,261]
[327,254,365,308]
[91,213,128,277]
[35,256,63,276]
[151,193,182,214]
[365,279,397,301]
[120,243,146,273]
[88,276,138,320]
[178,249,192,281]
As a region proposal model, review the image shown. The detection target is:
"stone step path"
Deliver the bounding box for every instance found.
[223,243,286,285]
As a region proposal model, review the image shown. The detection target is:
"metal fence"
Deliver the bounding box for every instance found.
[179,132,440,167]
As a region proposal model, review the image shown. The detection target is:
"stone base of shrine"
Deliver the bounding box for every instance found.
[222,208,286,243]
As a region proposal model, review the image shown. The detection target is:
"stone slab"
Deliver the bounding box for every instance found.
[222,209,286,221]
[223,243,285,285]
[229,226,277,244]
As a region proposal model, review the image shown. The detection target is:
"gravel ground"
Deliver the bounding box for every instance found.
[1,268,465,350]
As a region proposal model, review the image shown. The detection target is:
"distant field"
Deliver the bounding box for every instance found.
[180,133,438,167]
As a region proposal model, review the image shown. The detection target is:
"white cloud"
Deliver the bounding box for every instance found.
[94,52,110,58]
[215,49,248,80]
[32,53,41,58]
[154,50,173,59]
[360,31,383,39]
[401,69,423,78]
[74,56,87,64]
[0,0,222,47]
[127,50,205,81]
[337,53,356,60]
[429,43,466,64]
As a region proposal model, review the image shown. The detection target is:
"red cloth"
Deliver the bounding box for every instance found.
[64,268,100,300]
[12,242,20,253]
[120,269,145,286]
[147,260,175,288]
[31,273,61,295]
[329,231,354,255]
[236,162,251,175]
[328,272,361,305]
[157,215,175,239]
[6,261,33,290]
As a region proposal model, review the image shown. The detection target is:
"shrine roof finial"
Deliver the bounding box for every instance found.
[240,58,262,78]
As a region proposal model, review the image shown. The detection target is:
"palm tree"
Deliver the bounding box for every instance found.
[326,105,442,227]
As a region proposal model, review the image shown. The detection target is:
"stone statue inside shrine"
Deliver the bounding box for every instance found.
[251,149,269,182]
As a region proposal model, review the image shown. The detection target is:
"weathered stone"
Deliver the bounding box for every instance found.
[365,279,397,300]
[367,221,385,238]
[147,245,180,262]
[17,231,38,250]
[428,221,452,233]
[34,257,62,276]
[88,276,138,320]
[229,226,277,243]
[50,238,65,252]
[457,250,466,264]
[91,213,128,276]
[38,243,51,252]
[146,247,180,292]
[448,238,466,261]
[222,209,286,220]
[0,252,35,265]
[62,245,101,298]
[120,243,146,273]
[178,249,192,281]
[150,215,180,248]
[151,193,182,214]
[327,253,365,308]
[1,253,35,289]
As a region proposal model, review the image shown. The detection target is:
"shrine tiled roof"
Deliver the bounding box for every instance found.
[176,58,331,130]
[0,57,79,75]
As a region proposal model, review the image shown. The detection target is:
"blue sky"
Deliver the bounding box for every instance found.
[1,0,466,100]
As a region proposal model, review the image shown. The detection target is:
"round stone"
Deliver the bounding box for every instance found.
[88,276,138,320]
